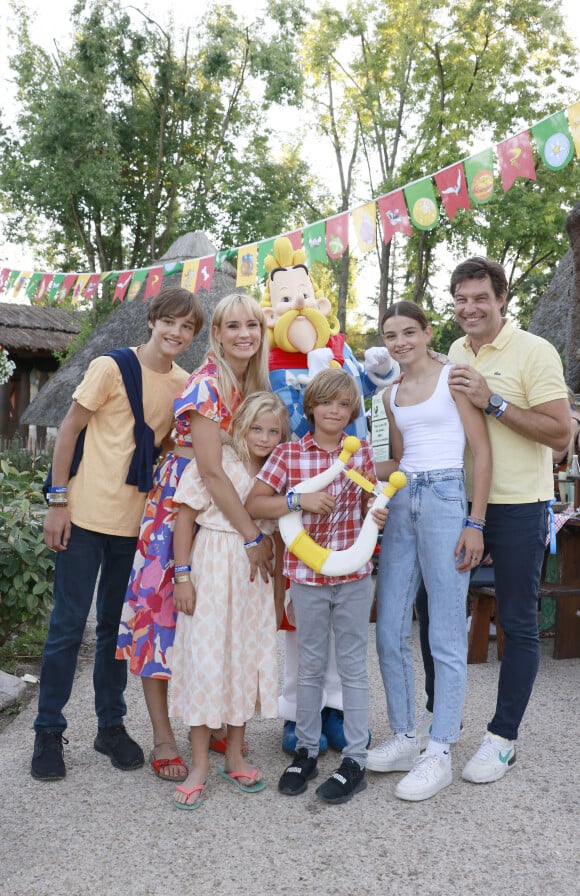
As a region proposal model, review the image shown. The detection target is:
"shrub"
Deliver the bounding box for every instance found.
[0,457,54,648]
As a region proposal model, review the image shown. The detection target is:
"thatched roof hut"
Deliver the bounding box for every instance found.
[529,201,580,392]
[21,232,240,427]
[0,304,81,356]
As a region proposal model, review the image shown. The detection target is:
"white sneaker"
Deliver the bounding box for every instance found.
[366,734,419,772]
[462,732,516,783]
[395,753,453,801]
[416,709,433,751]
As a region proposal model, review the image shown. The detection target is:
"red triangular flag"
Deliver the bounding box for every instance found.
[58,274,77,303]
[82,273,101,301]
[282,230,303,251]
[36,274,54,303]
[434,162,471,220]
[195,256,215,292]
[0,268,10,293]
[326,212,349,259]
[143,266,164,301]
[377,191,412,245]
[497,131,537,193]
[113,271,133,304]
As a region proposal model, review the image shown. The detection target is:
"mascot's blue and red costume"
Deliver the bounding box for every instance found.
[262,237,397,752]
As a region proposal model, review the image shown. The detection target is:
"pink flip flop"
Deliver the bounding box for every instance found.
[218,767,266,793]
[174,782,205,810]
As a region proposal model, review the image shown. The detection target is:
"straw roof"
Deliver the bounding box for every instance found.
[21,232,240,426]
[0,304,81,355]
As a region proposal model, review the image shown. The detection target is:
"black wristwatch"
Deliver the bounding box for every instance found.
[485,394,508,418]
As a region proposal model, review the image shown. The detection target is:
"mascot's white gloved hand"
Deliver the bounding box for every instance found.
[307,347,334,380]
[364,346,398,388]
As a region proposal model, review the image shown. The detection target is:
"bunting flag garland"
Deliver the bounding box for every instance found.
[236,244,258,287]
[195,255,215,292]
[465,148,495,205]
[326,212,349,259]
[531,110,574,171]
[566,101,580,158]
[378,191,413,245]
[13,272,31,298]
[257,238,275,279]
[126,269,148,302]
[434,162,470,220]
[2,102,578,308]
[303,222,327,267]
[25,272,42,300]
[496,130,537,193]
[352,202,377,253]
[181,259,199,292]
[404,178,440,230]
[143,266,164,300]
[113,270,133,303]
[36,273,53,303]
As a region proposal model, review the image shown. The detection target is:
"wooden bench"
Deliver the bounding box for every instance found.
[467,584,504,664]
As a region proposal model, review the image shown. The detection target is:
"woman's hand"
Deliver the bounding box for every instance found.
[455,527,484,572]
[173,581,197,616]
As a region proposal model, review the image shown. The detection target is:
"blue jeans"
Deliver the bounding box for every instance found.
[376,469,469,744]
[484,503,546,741]
[291,577,374,766]
[35,525,137,733]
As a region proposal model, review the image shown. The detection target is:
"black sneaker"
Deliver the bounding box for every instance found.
[94,725,144,770]
[31,731,68,781]
[278,747,318,795]
[315,757,367,804]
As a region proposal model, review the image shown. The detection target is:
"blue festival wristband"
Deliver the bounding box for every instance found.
[244,532,264,549]
[465,520,484,532]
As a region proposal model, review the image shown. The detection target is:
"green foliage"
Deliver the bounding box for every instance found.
[0,622,48,676]
[0,457,54,648]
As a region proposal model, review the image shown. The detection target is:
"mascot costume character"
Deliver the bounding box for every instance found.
[262,236,397,753]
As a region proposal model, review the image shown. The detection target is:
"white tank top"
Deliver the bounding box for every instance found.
[390,364,466,472]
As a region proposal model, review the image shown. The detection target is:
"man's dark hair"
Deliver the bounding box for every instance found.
[449,256,508,300]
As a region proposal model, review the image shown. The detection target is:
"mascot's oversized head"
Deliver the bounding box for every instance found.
[262,237,340,353]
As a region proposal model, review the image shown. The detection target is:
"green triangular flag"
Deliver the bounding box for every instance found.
[303,221,328,266]
[464,148,495,205]
[531,111,574,171]
[404,177,440,230]
[257,238,275,281]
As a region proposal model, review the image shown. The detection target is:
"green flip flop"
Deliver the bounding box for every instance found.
[218,767,266,793]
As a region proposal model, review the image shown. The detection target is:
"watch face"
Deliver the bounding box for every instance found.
[489,394,503,409]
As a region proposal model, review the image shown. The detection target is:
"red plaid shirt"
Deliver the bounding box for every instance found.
[257,431,376,586]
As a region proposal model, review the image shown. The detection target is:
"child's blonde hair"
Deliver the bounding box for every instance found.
[231,391,290,465]
[303,368,361,426]
[208,293,270,413]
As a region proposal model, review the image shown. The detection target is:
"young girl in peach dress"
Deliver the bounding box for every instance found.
[169,392,289,809]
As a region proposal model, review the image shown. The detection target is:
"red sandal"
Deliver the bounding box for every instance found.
[149,743,188,781]
[209,735,249,755]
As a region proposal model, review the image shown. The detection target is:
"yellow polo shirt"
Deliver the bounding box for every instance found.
[68,350,189,536]
[448,321,567,504]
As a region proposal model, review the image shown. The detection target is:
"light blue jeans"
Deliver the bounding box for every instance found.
[291,576,374,766]
[376,469,469,744]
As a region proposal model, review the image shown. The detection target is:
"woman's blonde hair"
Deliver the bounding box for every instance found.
[303,368,361,426]
[231,391,290,465]
[208,293,270,413]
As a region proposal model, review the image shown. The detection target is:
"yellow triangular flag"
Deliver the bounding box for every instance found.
[181,259,199,292]
[352,202,377,253]
[566,101,580,159]
[236,244,257,287]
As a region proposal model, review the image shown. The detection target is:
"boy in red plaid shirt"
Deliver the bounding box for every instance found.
[247,369,388,803]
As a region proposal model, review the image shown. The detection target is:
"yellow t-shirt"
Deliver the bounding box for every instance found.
[448,321,567,504]
[69,350,189,536]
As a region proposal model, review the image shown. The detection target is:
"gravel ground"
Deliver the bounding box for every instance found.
[0,613,578,896]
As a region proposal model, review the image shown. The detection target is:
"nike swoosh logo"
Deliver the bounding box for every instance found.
[499,750,513,763]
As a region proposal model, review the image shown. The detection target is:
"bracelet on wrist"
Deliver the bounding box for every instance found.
[48,486,68,494]
[465,519,484,531]
[286,490,301,512]
[244,531,264,549]
[467,515,486,526]
[173,573,191,584]
[174,565,191,574]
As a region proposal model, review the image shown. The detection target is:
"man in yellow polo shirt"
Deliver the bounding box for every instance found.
[446,256,569,785]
